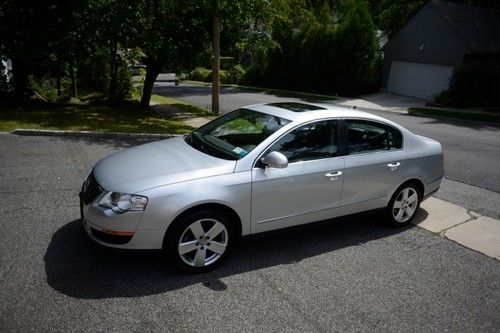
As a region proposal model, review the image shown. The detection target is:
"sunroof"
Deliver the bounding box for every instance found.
[266,102,326,112]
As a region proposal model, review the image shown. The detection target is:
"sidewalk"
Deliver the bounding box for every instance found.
[414,197,500,260]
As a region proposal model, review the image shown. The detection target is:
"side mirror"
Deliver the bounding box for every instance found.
[261,151,288,168]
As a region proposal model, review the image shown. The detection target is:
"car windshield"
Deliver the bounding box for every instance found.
[185,108,291,160]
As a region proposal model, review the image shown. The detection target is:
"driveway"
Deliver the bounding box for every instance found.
[336,91,425,113]
[153,82,500,219]
[0,133,499,332]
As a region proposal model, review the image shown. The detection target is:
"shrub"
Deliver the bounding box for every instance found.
[188,65,246,84]
[28,76,58,101]
[116,66,134,100]
[446,61,500,107]
[434,90,452,106]
[188,67,212,82]
[220,57,236,70]
[227,64,246,84]
[243,0,380,96]
[78,51,110,91]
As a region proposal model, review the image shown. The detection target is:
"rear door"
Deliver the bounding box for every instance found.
[339,119,404,216]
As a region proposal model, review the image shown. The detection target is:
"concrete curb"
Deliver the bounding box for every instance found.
[414,197,499,260]
[10,129,180,140]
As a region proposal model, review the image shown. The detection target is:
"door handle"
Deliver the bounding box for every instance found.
[387,162,401,170]
[325,171,342,178]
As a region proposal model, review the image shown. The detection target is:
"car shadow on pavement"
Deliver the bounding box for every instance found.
[45,212,412,299]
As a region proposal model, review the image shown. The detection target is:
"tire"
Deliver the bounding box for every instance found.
[165,209,234,273]
[386,183,421,227]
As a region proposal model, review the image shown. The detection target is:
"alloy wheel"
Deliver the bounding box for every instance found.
[392,187,418,223]
[178,218,228,267]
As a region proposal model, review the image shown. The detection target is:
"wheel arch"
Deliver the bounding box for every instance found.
[390,177,425,203]
[162,202,243,249]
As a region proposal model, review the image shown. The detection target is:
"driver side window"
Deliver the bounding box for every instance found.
[267,120,338,163]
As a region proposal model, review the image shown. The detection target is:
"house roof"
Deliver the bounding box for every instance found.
[433,0,500,53]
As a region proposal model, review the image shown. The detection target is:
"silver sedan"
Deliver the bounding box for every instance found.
[80,102,443,273]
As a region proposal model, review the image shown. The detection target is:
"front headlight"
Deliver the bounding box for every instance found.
[98,192,148,213]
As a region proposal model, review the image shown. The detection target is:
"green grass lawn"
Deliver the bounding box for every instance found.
[0,100,195,134]
[150,94,213,117]
[408,107,500,124]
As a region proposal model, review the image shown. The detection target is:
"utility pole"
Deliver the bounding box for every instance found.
[211,3,220,115]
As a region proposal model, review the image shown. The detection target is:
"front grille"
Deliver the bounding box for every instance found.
[81,171,104,205]
[91,227,133,245]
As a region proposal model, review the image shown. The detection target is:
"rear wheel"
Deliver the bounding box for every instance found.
[165,210,233,273]
[386,184,421,226]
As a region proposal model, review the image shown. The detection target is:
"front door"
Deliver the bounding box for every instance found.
[251,119,344,233]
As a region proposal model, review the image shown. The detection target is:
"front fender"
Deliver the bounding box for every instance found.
[137,172,252,235]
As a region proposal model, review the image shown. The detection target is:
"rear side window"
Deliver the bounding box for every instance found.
[346,120,402,155]
[267,120,338,163]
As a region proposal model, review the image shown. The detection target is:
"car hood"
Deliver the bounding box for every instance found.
[93,136,236,193]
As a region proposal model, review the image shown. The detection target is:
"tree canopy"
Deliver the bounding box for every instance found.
[4,0,497,104]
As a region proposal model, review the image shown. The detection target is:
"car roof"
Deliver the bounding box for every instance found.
[246,102,404,129]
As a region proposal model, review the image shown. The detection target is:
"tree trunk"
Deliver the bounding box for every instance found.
[140,66,159,110]
[211,7,220,115]
[11,58,29,98]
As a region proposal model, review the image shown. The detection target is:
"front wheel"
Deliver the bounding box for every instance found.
[386,184,421,226]
[165,210,234,273]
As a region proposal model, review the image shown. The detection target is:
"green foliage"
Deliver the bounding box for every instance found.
[188,65,247,84]
[116,66,135,100]
[220,57,236,70]
[0,0,140,99]
[377,0,426,38]
[228,64,246,83]
[244,0,380,96]
[3,0,499,104]
[189,67,212,82]
[138,0,207,72]
[434,90,452,106]
[438,61,500,107]
[78,49,111,91]
[225,0,301,63]
[333,0,380,95]
[28,76,58,101]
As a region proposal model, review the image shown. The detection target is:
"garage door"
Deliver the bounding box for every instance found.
[387,60,454,100]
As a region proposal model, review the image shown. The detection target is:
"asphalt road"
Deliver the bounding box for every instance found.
[154,82,500,219]
[1,133,499,332]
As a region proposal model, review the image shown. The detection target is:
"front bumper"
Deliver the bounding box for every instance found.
[79,192,164,250]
